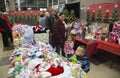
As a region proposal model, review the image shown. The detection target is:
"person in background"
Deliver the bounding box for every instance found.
[40,12,49,27]
[0,11,14,50]
[2,12,14,46]
[46,8,58,47]
[52,12,66,57]
[69,45,90,73]
[38,12,44,26]
[9,13,15,25]
[0,12,9,48]
[64,35,74,57]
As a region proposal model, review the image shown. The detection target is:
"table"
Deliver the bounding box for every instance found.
[74,36,120,68]
[8,40,88,78]
[34,33,49,43]
[96,41,120,68]
[74,36,120,57]
[74,36,98,58]
[96,41,120,56]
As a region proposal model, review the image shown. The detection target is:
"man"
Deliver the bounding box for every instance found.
[0,12,9,48]
[0,12,14,50]
[40,12,49,27]
[46,8,58,47]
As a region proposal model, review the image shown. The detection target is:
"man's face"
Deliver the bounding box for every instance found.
[51,10,56,15]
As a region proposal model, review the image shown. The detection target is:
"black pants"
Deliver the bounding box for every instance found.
[49,32,54,48]
[1,30,13,47]
[8,30,13,43]
[1,31,9,47]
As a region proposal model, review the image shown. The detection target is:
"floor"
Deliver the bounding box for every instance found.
[0,33,120,78]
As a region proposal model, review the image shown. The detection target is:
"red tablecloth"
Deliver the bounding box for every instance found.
[74,36,120,57]
[97,41,120,56]
[74,36,98,57]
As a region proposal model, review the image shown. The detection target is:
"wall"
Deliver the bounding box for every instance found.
[0,0,5,11]
[80,0,120,20]
[80,0,120,7]
[8,0,120,19]
[9,0,15,11]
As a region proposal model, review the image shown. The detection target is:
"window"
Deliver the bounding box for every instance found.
[15,0,47,11]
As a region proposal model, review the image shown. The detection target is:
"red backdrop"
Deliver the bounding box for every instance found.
[88,2,120,18]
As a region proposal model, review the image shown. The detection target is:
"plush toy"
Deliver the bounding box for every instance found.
[13,31,19,39]
[13,66,22,77]
[33,25,43,32]
[46,65,64,76]
[109,32,118,42]
[94,28,103,40]
[71,64,81,78]
[8,65,22,78]
[17,26,23,37]
[71,22,81,36]
[10,59,15,68]
[28,51,37,59]
[14,56,21,62]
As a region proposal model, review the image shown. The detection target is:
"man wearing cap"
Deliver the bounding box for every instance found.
[0,11,14,50]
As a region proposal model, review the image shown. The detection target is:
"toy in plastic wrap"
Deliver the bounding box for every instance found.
[109,22,120,43]
[8,41,89,78]
[22,26,34,46]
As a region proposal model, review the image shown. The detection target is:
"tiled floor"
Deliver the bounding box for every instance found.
[0,33,120,78]
[88,54,120,78]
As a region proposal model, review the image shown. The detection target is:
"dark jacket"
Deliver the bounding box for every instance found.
[2,16,13,30]
[46,14,58,33]
[76,55,90,73]
[52,19,65,46]
[0,17,9,32]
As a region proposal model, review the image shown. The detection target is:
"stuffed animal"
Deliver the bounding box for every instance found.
[13,31,19,39]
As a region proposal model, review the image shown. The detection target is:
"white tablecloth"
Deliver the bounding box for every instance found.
[34,33,49,43]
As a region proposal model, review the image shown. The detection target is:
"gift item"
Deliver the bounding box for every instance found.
[22,26,34,46]
[40,72,52,78]
[88,23,110,41]
[71,22,81,36]
[14,56,21,62]
[109,22,120,43]
[12,24,25,47]
[12,24,46,47]
[47,66,64,76]
[71,64,81,78]
[109,32,118,42]
[8,37,88,78]
[33,25,45,33]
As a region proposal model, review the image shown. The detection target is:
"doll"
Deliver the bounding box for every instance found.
[64,35,74,58]
[69,46,90,73]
